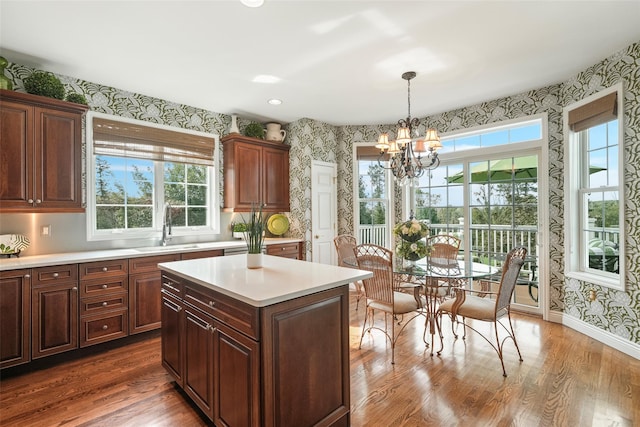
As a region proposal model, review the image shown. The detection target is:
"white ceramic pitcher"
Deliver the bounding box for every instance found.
[265,122,286,142]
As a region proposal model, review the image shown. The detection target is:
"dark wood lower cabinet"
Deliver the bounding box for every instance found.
[31,281,78,359]
[129,271,162,334]
[161,271,349,427]
[0,269,31,368]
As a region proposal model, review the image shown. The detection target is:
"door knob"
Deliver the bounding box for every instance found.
[315,235,320,239]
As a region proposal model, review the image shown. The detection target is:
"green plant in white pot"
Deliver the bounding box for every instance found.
[232,222,247,239]
[242,203,266,268]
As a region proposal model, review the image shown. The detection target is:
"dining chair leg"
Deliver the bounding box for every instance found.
[359,306,373,349]
[507,311,523,362]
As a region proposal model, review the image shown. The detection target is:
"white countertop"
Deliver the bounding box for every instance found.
[159,254,372,307]
[0,238,302,271]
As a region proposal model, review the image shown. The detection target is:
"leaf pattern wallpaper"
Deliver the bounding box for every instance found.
[4,41,639,348]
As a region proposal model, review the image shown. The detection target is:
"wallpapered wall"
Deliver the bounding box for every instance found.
[4,41,638,347]
[328,42,638,346]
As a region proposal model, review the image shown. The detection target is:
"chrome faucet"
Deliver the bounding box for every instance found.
[161,202,172,246]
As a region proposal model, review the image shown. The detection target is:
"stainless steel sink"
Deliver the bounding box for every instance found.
[133,244,200,253]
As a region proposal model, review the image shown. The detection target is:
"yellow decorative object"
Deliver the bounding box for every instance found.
[267,214,289,236]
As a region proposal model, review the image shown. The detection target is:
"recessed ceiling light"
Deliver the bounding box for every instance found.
[241,0,264,7]
[268,99,282,106]
[253,74,280,84]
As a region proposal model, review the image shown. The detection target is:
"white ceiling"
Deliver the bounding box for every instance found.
[1,1,639,126]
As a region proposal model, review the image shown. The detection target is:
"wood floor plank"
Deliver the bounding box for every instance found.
[1,291,638,426]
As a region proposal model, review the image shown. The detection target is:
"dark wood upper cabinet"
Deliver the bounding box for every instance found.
[0,90,88,212]
[222,134,290,213]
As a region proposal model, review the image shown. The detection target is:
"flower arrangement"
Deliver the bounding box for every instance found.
[393,218,429,261]
[241,203,266,254]
[392,219,429,243]
[396,240,428,261]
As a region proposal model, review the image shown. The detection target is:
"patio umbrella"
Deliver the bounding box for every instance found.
[446,156,605,184]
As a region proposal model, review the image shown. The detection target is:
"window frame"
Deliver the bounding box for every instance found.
[563,83,625,290]
[86,111,220,241]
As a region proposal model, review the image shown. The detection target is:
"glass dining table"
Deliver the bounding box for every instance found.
[395,257,498,356]
[344,254,497,355]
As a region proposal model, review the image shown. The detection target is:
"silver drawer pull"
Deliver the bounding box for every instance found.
[208,301,215,308]
[24,274,30,279]
[102,267,108,272]
[102,284,108,289]
[102,302,108,306]
[102,325,108,330]
[72,286,78,291]
[177,306,182,312]
[28,199,34,204]
[35,199,41,204]
[53,273,59,278]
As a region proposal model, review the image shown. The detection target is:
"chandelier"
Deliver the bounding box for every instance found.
[376,71,442,185]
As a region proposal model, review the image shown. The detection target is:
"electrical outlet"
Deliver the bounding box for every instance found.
[40,225,51,237]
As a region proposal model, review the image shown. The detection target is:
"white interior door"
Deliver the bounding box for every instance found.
[311,161,337,264]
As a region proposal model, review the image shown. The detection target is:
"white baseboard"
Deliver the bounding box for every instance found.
[548,310,640,360]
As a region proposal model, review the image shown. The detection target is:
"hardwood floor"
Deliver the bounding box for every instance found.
[1,291,638,427]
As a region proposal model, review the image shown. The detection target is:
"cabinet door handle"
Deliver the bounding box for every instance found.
[102,284,108,289]
[208,301,215,308]
[35,199,41,204]
[177,306,182,312]
[53,273,59,278]
[102,267,108,272]
[24,274,30,279]
[72,286,78,291]
[102,325,108,330]
[28,199,34,204]
[102,302,108,306]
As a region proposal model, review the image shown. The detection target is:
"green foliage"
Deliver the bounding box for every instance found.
[66,93,88,105]
[241,204,266,253]
[243,123,265,139]
[396,240,428,261]
[232,222,247,232]
[24,71,65,99]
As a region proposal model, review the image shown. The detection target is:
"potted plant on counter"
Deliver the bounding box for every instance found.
[232,222,247,239]
[242,203,266,268]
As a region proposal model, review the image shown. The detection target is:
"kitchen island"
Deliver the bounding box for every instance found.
[158,254,371,427]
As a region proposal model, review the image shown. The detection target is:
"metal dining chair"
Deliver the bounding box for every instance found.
[354,243,424,364]
[436,246,527,376]
[333,234,365,310]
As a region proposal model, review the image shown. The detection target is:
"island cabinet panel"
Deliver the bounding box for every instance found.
[213,320,260,427]
[184,306,215,419]
[0,89,88,212]
[31,264,79,359]
[160,269,350,427]
[0,269,31,369]
[161,283,184,385]
[129,254,180,335]
[261,287,350,427]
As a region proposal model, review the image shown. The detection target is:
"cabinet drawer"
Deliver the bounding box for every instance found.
[161,274,184,298]
[80,277,128,297]
[266,243,300,258]
[184,285,259,340]
[81,293,128,315]
[180,249,223,260]
[80,310,128,347]
[129,254,180,274]
[79,259,128,280]
[32,264,78,285]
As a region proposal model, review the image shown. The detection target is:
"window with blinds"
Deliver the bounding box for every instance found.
[564,84,625,290]
[86,112,219,240]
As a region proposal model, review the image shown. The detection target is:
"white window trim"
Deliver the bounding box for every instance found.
[85,111,220,241]
[563,83,625,290]
[352,142,395,249]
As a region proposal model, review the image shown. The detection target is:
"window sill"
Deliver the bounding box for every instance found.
[565,270,624,291]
